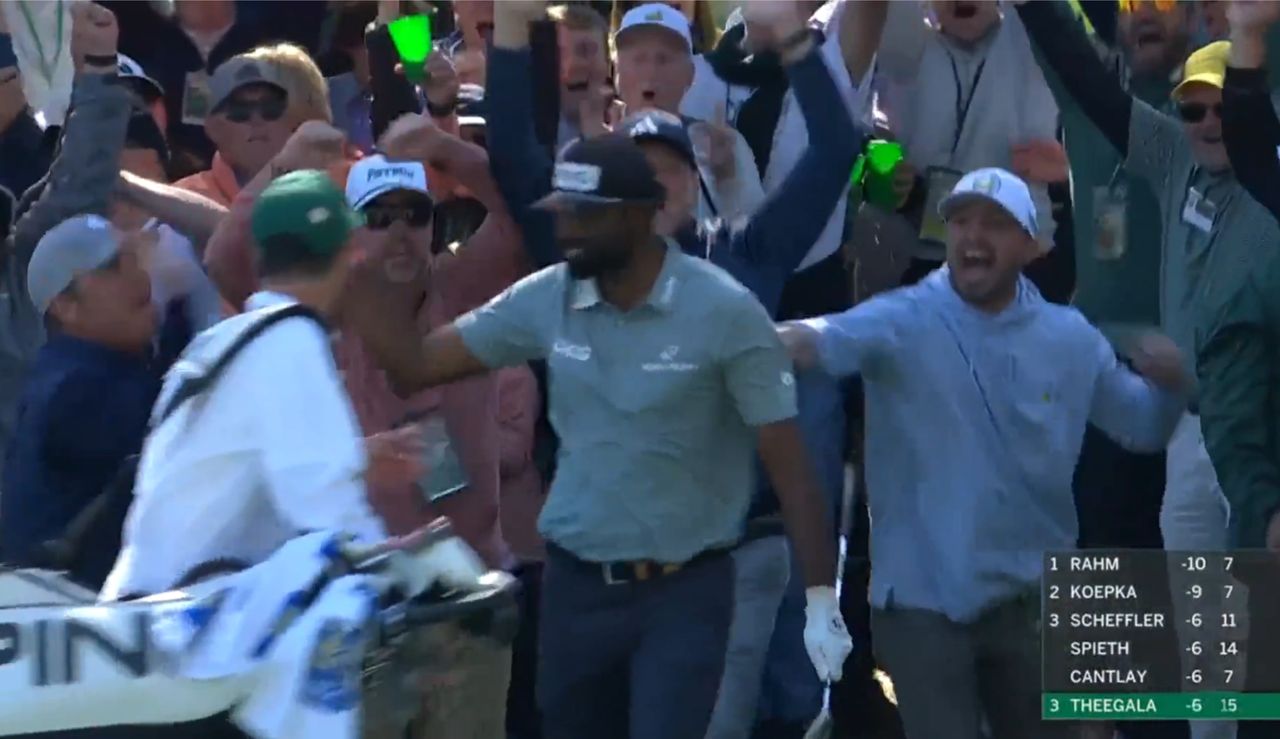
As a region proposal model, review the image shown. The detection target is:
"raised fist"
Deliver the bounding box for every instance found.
[71,2,119,70]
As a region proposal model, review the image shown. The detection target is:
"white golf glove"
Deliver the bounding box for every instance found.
[804,585,853,682]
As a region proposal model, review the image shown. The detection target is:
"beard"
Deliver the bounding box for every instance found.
[562,237,631,280]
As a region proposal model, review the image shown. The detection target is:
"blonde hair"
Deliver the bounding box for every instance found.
[242,42,332,124]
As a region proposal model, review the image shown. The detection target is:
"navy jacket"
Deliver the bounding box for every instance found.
[0,304,190,587]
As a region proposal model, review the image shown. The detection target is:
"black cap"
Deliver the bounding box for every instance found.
[534,133,666,209]
[618,109,696,170]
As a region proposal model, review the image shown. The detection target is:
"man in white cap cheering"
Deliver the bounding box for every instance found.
[778,168,1191,739]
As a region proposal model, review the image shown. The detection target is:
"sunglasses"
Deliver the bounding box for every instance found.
[220,96,287,123]
[1178,101,1222,123]
[364,203,434,230]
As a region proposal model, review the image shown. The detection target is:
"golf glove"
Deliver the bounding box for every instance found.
[804,585,852,682]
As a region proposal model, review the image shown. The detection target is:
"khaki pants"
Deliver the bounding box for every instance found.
[411,623,513,739]
[361,622,512,739]
[872,594,1078,739]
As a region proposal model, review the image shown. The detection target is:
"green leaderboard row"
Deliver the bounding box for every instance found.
[1044,693,1280,720]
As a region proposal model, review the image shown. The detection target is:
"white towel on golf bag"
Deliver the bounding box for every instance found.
[234,577,377,739]
[149,530,379,739]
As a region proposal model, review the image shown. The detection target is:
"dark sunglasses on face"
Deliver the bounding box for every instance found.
[220,96,288,123]
[1178,102,1222,124]
[364,203,434,230]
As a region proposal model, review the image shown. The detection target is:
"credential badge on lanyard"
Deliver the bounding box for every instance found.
[1181,187,1216,235]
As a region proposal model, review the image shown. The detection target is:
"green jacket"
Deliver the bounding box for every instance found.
[1197,254,1280,549]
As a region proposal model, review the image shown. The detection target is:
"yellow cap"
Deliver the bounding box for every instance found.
[1172,41,1232,99]
[1118,0,1178,14]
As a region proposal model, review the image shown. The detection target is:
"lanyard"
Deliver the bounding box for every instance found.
[946,50,987,158]
[17,0,64,85]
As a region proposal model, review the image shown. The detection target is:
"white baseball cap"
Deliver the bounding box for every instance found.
[615,3,693,52]
[117,53,164,100]
[28,215,122,315]
[345,154,431,210]
[938,167,1038,237]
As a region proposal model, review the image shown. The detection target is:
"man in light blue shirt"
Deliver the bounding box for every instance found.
[779,167,1189,739]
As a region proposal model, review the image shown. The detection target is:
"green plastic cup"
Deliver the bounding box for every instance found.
[389,14,433,83]
[862,140,904,209]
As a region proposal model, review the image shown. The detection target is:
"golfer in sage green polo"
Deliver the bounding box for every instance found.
[342,133,852,739]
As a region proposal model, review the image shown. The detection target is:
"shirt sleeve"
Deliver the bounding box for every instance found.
[246,319,387,544]
[1124,98,1193,197]
[454,267,554,369]
[1197,272,1280,549]
[797,292,906,378]
[718,294,798,426]
[1086,326,1184,453]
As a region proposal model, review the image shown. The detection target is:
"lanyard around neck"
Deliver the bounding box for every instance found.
[946,50,987,158]
[17,0,65,85]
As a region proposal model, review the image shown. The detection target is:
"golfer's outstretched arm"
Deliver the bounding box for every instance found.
[384,283,554,398]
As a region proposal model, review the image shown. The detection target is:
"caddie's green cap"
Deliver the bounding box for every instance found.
[251,169,364,259]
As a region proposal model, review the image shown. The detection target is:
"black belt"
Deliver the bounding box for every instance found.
[546,542,731,585]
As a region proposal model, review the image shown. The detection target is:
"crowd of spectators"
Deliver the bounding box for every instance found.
[1,2,1279,739]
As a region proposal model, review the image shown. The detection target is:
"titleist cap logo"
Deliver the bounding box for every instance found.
[366,166,416,182]
[554,162,602,193]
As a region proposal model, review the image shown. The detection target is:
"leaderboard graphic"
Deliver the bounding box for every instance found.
[1042,550,1279,720]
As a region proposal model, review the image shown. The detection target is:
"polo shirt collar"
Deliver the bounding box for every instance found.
[569,239,683,313]
[210,153,241,202]
[245,290,297,311]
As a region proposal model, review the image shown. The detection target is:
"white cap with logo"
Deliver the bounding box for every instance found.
[616,3,693,52]
[345,154,432,210]
[938,167,1038,238]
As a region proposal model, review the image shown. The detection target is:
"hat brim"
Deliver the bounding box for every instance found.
[531,191,629,211]
[938,192,1033,236]
[122,75,165,102]
[211,80,289,113]
[1172,73,1225,99]
[352,182,433,211]
[615,22,692,52]
[629,132,697,171]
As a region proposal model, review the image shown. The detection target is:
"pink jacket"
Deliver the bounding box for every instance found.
[495,366,547,562]
[210,124,531,570]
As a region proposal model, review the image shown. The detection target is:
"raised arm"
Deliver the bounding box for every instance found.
[343,259,554,396]
[835,0,887,84]
[730,13,865,275]
[203,122,348,306]
[380,113,530,311]
[784,292,906,379]
[1015,0,1133,154]
[1224,1,1280,223]
[366,3,423,144]
[12,13,129,284]
[116,171,228,254]
[487,1,561,270]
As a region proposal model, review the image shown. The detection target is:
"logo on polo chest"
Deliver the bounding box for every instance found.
[552,340,591,361]
[643,344,697,372]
